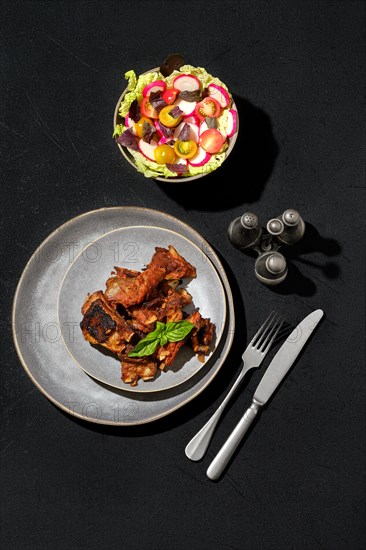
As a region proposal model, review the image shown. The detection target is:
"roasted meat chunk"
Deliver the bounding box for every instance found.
[119,345,158,386]
[190,316,215,357]
[105,245,196,308]
[157,309,203,369]
[80,291,134,354]
[80,245,214,386]
[127,284,192,333]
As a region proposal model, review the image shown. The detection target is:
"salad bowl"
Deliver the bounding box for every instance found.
[113,64,239,183]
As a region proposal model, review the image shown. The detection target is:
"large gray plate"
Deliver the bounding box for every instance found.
[58,225,226,392]
[12,207,235,425]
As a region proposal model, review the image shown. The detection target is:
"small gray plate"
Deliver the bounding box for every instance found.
[12,207,235,425]
[58,226,226,392]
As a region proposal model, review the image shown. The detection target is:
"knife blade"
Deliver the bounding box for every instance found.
[206,309,324,480]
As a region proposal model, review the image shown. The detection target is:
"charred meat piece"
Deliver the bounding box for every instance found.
[127,284,192,332]
[190,316,215,357]
[150,245,196,280]
[105,245,196,308]
[119,345,158,386]
[80,291,134,354]
[157,309,203,369]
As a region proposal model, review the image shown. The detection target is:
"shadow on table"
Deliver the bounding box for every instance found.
[61,253,248,436]
[156,95,278,211]
[269,223,342,296]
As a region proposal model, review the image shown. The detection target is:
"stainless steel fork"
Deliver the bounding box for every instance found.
[185,312,285,461]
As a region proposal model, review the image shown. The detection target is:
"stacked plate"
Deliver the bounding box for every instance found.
[12,207,235,425]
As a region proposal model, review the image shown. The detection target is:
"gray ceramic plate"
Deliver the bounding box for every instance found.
[12,207,235,425]
[58,225,226,392]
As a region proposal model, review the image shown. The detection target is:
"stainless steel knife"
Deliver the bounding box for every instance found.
[206,309,324,480]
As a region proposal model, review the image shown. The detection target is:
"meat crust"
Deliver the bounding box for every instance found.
[80,246,213,386]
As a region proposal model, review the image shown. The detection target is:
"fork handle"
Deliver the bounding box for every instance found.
[185,369,246,461]
[206,400,261,480]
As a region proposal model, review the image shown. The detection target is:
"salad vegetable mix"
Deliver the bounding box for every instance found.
[113,65,238,179]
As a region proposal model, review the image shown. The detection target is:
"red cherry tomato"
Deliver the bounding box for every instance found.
[140,97,159,119]
[162,88,179,105]
[195,97,221,121]
[199,129,225,154]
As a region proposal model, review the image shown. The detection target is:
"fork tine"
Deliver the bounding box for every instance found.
[260,315,286,353]
[249,311,276,346]
[254,312,280,348]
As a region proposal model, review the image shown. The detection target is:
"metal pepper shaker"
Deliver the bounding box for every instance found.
[227,212,263,250]
[276,209,305,245]
[255,251,288,285]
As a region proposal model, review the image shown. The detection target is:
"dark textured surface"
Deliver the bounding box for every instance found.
[1,1,365,549]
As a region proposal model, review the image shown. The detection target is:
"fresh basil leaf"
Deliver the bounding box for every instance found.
[169,106,183,119]
[142,120,156,143]
[178,123,190,142]
[149,91,167,113]
[129,99,141,122]
[205,117,218,129]
[166,162,187,174]
[116,128,139,151]
[160,334,169,347]
[128,338,159,358]
[165,321,194,342]
[178,90,201,102]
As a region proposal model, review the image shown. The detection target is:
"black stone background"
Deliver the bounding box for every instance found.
[1,1,365,549]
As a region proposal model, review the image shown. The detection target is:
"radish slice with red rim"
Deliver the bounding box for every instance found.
[138,139,157,161]
[173,74,201,92]
[226,109,238,137]
[188,147,211,167]
[142,80,167,97]
[173,98,197,116]
[207,83,231,108]
[173,121,199,142]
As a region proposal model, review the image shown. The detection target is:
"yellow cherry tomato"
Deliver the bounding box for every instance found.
[153,144,176,164]
[134,116,153,138]
[158,106,182,128]
[173,139,198,159]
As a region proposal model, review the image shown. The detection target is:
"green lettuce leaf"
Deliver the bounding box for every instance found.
[116,65,234,178]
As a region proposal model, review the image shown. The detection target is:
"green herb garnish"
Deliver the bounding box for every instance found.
[128,320,194,358]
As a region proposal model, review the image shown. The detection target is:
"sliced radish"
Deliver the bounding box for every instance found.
[158,136,172,145]
[142,80,167,97]
[173,122,200,143]
[138,139,157,161]
[153,120,163,140]
[226,109,238,138]
[207,83,231,108]
[173,74,201,92]
[174,157,188,168]
[125,113,134,130]
[183,114,200,125]
[188,147,212,167]
[199,121,227,140]
[173,98,197,116]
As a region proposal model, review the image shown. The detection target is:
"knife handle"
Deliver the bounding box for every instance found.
[206,400,261,480]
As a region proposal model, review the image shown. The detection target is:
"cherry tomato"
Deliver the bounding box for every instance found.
[158,105,182,128]
[134,116,154,138]
[195,97,221,121]
[153,144,176,164]
[199,129,225,154]
[162,88,179,105]
[174,139,198,159]
[140,97,159,119]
